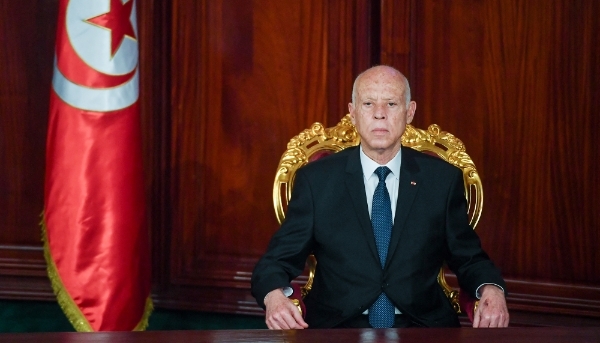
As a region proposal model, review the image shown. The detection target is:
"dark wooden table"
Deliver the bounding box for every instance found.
[1,327,599,342]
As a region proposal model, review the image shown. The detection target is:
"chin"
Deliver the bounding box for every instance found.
[368,138,393,148]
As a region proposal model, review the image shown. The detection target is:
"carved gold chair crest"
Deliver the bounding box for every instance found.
[273,114,482,315]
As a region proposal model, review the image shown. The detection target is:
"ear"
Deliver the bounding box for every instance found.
[348,102,356,125]
[406,101,416,124]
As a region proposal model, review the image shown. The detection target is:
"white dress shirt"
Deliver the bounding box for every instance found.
[359,146,402,221]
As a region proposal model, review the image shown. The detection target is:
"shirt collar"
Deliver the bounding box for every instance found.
[359,145,402,180]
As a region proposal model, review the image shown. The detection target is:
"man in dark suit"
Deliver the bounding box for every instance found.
[251,65,509,329]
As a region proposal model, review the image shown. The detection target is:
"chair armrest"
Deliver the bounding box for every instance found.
[290,283,306,318]
[459,290,479,323]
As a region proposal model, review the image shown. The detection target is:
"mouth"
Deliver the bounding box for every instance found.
[371,128,389,135]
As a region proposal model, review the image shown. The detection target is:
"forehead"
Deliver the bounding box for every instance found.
[356,71,405,99]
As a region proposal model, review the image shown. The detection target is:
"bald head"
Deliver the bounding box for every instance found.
[348,65,416,164]
[351,66,411,108]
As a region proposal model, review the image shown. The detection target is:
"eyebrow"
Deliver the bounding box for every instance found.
[361,97,399,101]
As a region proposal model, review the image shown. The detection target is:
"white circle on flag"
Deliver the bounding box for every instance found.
[53,57,139,112]
[66,0,138,75]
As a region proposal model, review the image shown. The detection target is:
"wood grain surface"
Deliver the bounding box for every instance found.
[0,0,598,326]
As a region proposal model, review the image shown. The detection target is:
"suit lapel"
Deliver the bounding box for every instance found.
[385,147,421,268]
[345,148,380,263]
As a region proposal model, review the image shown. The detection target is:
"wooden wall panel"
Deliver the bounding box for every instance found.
[0,0,57,300]
[478,0,600,282]
[381,0,600,325]
[380,0,413,80]
[137,0,172,293]
[151,0,376,313]
[2,0,598,328]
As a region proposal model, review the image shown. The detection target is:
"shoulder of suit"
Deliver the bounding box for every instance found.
[297,146,356,174]
[402,146,462,175]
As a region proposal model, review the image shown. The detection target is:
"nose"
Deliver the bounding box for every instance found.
[374,105,386,119]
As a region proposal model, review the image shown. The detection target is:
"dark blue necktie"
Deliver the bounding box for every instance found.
[368,166,395,328]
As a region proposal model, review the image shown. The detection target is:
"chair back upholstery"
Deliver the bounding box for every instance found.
[272,114,482,313]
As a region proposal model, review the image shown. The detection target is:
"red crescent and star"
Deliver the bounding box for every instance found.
[85,0,136,57]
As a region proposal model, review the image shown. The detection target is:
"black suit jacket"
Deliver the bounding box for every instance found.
[252,146,505,328]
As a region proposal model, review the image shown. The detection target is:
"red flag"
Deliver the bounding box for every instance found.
[42,0,152,331]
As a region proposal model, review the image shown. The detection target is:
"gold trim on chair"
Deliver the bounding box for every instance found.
[273,115,483,314]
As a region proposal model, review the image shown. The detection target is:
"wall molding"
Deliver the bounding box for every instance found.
[0,252,54,301]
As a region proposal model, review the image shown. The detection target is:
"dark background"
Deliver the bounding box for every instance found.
[0,0,598,329]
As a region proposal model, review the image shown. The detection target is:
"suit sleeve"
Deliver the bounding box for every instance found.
[443,169,506,298]
[251,169,316,309]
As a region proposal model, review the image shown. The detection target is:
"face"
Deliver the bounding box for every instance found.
[349,66,416,161]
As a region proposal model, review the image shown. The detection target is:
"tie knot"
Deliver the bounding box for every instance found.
[374,166,391,182]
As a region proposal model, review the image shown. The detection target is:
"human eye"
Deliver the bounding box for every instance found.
[388,102,397,107]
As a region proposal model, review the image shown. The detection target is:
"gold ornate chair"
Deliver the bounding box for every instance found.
[273,114,481,320]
